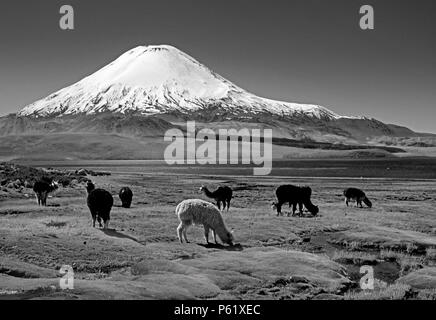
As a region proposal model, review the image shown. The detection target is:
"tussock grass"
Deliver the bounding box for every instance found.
[416,288,436,300]
[380,250,425,276]
[426,248,436,260]
[345,283,413,300]
[332,250,378,265]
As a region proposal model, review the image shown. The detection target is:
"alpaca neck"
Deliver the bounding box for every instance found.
[203,188,214,198]
[215,222,230,242]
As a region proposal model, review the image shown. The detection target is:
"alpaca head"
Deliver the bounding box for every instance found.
[86,181,95,194]
[363,197,372,208]
[223,230,234,246]
[50,181,59,191]
[310,205,319,216]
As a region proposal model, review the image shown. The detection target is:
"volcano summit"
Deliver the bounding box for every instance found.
[18,45,342,120]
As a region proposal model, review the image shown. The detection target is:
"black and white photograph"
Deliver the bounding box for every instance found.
[0,0,435,307]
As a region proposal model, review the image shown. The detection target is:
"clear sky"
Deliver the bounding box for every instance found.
[0,0,435,133]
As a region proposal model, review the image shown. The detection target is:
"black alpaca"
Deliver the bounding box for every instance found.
[86,181,113,229]
[272,185,319,217]
[33,179,58,206]
[343,188,372,208]
[119,187,133,208]
[199,185,233,211]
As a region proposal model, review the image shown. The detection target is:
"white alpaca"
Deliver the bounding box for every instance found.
[175,199,234,245]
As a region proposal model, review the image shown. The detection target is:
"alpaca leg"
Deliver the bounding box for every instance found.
[298,202,303,216]
[43,191,48,206]
[204,226,210,244]
[96,216,103,228]
[345,198,349,207]
[216,201,221,210]
[91,213,96,228]
[183,225,189,243]
[276,203,282,216]
[222,201,226,211]
[212,229,217,244]
[227,200,230,211]
[291,203,297,217]
[177,222,184,243]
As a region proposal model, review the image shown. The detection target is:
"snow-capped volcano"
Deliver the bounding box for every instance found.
[18,45,341,119]
[4,44,431,160]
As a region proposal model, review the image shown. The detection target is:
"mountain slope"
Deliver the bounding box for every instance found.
[18,45,342,120]
[0,112,177,137]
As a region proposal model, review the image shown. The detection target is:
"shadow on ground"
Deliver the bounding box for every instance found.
[101,229,145,245]
[197,242,244,251]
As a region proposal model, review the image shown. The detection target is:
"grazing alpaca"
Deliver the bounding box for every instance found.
[199,185,233,211]
[175,199,234,245]
[86,181,113,229]
[119,187,133,208]
[33,179,58,206]
[272,185,319,217]
[343,188,372,208]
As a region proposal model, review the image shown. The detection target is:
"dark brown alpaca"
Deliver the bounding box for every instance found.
[272,185,319,217]
[33,179,58,206]
[199,185,233,211]
[119,187,133,208]
[343,188,372,208]
[86,181,113,229]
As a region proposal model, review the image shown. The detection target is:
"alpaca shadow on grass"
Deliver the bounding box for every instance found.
[346,206,372,210]
[197,242,244,251]
[301,213,320,218]
[279,212,319,218]
[100,228,146,245]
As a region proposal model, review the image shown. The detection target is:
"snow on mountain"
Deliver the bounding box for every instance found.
[18,45,346,120]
